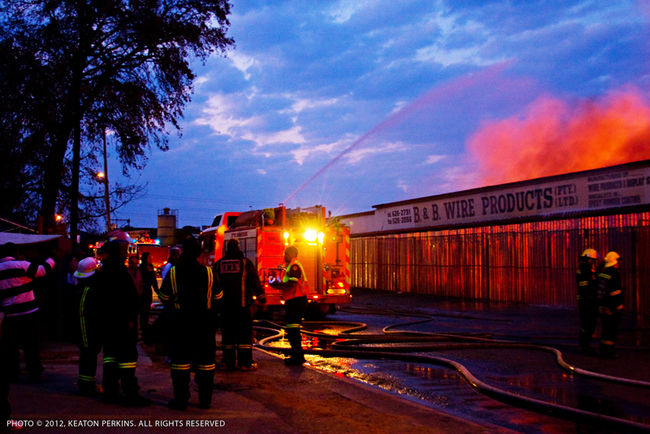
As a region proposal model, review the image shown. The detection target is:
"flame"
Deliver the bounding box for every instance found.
[468,86,650,185]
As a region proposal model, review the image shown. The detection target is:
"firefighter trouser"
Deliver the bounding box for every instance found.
[0,337,12,424]
[2,312,43,379]
[170,324,216,406]
[221,307,254,368]
[578,299,598,350]
[79,307,101,393]
[78,341,101,393]
[599,310,622,357]
[103,330,139,399]
[284,296,307,362]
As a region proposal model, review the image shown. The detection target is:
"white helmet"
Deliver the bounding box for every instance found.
[74,257,99,278]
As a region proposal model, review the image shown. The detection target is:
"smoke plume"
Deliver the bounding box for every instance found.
[467,86,650,185]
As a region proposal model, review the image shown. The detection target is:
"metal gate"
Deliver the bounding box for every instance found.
[351,212,650,321]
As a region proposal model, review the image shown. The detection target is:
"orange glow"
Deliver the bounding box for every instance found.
[468,87,650,185]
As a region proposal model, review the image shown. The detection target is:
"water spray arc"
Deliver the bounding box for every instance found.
[282,62,513,206]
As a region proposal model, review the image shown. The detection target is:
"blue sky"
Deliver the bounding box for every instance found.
[111,0,650,228]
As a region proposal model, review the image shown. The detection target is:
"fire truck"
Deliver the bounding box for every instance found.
[199,212,242,265]
[203,205,351,315]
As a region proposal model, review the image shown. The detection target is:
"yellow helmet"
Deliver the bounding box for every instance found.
[604,251,620,267]
[581,248,598,259]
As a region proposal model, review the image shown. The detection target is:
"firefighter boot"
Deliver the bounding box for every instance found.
[285,328,305,366]
[222,345,237,370]
[169,369,191,410]
[102,362,121,404]
[599,342,617,359]
[196,370,215,409]
[120,369,151,408]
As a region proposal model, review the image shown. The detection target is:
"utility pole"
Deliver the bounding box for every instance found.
[102,129,111,232]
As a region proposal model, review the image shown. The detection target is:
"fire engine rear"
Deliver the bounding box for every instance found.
[219,205,351,314]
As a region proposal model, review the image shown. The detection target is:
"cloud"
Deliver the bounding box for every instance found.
[327,0,376,24]
[193,92,309,150]
[290,140,345,166]
[244,126,307,149]
[228,51,258,80]
[413,4,505,67]
[193,93,262,137]
[343,141,409,165]
[423,154,446,165]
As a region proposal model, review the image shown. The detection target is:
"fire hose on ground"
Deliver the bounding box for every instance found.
[253,318,650,432]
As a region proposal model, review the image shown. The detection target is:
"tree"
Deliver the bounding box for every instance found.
[0,0,234,234]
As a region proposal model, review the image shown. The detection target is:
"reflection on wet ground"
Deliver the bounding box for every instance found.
[256,305,650,433]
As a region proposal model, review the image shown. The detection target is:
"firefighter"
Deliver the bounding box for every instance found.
[576,248,599,354]
[213,239,266,371]
[96,231,150,407]
[270,245,308,366]
[158,236,219,410]
[596,251,624,359]
[75,257,101,395]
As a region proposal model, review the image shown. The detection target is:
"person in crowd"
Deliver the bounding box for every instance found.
[95,231,150,406]
[127,254,143,339]
[127,254,143,300]
[270,245,308,366]
[60,250,82,342]
[161,247,181,282]
[0,242,55,382]
[138,252,158,338]
[597,251,624,359]
[74,257,102,395]
[213,239,265,371]
[1,309,9,426]
[576,248,599,354]
[158,236,219,410]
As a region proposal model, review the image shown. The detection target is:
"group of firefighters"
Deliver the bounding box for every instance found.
[74,230,309,411]
[1,229,310,418]
[576,248,625,358]
[2,231,629,419]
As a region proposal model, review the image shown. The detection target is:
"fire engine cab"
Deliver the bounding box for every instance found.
[205,205,351,315]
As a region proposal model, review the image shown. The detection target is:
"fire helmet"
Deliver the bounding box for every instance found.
[604,251,620,267]
[74,257,99,278]
[106,230,134,244]
[581,248,598,259]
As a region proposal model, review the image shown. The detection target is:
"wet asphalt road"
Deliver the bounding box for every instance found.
[268,289,650,433]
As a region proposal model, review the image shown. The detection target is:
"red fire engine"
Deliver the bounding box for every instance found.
[202,205,351,314]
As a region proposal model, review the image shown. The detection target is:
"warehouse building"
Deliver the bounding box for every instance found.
[339,160,650,323]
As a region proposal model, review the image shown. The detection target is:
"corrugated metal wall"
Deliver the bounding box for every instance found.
[351,212,650,320]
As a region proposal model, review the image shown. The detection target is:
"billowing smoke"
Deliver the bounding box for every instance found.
[467,86,650,186]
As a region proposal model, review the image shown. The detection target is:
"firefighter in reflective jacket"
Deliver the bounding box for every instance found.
[213,239,265,371]
[96,231,150,407]
[596,251,624,359]
[576,248,599,354]
[75,257,101,395]
[158,236,220,410]
[270,245,308,366]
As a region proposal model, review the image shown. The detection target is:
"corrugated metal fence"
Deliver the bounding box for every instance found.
[351,212,650,321]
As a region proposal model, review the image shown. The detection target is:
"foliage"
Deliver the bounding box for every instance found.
[0,0,234,231]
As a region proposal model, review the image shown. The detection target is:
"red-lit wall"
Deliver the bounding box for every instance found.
[351,212,650,321]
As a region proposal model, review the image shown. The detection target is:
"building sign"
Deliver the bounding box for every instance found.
[224,229,257,240]
[345,163,650,234]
